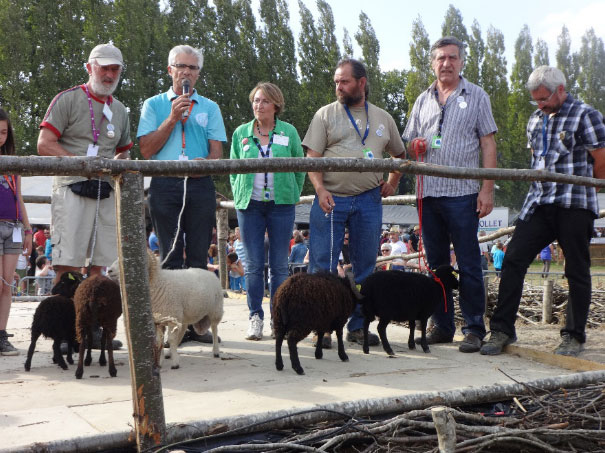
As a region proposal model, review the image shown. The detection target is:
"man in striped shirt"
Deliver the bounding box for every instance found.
[481,66,605,357]
[402,36,498,353]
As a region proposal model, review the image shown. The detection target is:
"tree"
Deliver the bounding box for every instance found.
[533,38,549,67]
[342,27,354,58]
[404,16,433,118]
[576,28,605,112]
[355,12,383,106]
[257,0,299,126]
[556,25,579,96]
[464,20,484,85]
[501,25,533,211]
[441,4,469,47]
[297,0,340,133]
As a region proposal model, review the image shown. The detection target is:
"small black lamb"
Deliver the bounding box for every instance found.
[74,275,122,379]
[24,271,84,371]
[272,272,360,375]
[360,265,459,356]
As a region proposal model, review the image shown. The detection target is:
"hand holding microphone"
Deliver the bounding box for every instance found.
[182,80,191,118]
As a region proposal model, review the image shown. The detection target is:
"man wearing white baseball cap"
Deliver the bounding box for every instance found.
[37,43,132,349]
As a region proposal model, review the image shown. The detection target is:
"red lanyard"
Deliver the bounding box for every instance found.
[3,174,19,219]
[84,84,108,145]
[181,102,195,151]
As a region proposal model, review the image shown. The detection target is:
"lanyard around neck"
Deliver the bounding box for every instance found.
[344,102,369,146]
[180,102,195,151]
[84,84,108,145]
[252,132,274,189]
[541,115,549,158]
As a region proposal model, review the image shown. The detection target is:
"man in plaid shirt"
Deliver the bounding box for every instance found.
[481,66,605,357]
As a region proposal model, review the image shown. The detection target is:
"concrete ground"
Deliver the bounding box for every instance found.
[1,293,604,452]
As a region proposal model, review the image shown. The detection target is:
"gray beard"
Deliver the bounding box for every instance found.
[89,78,118,97]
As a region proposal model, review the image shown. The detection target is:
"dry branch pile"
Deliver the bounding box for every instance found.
[452,283,605,328]
[167,382,605,452]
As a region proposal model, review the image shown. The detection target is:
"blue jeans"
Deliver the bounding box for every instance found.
[237,200,295,320]
[309,187,382,332]
[421,194,486,338]
[149,176,216,269]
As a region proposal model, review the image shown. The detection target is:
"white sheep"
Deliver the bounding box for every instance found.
[108,249,224,369]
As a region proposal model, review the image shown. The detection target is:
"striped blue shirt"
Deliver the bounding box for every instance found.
[402,77,498,197]
[519,94,605,220]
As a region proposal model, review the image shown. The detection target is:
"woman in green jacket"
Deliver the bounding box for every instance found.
[230,82,305,341]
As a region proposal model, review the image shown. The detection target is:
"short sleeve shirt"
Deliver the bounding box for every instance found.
[402,77,497,197]
[302,101,405,196]
[137,88,227,160]
[40,85,133,188]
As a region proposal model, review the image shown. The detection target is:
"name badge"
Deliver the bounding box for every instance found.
[103,103,113,122]
[273,134,289,146]
[263,188,271,201]
[536,157,545,170]
[12,227,22,243]
[87,144,99,156]
[363,148,374,159]
[431,136,442,149]
[179,154,189,161]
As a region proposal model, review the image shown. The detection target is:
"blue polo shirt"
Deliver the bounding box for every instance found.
[137,87,227,160]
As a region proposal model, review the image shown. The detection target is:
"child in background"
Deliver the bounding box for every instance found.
[227,252,245,293]
[492,242,505,282]
[35,255,55,296]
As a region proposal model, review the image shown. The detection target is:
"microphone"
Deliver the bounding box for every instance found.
[182,80,191,118]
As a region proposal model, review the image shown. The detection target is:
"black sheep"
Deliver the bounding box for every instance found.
[74,275,122,379]
[272,272,360,375]
[24,271,84,371]
[360,265,459,356]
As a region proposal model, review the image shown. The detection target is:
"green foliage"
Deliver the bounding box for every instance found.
[441,4,469,49]
[534,39,550,67]
[556,25,579,96]
[464,20,484,85]
[576,28,605,113]
[354,12,383,107]
[404,16,433,118]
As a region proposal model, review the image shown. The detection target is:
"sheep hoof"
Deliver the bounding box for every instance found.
[165,352,171,359]
[422,346,430,353]
[315,351,323,360]
[24,364,31,372]
[294,367,305,375]
[408,342,416,350]
[60,363,68,370]
[363,346,369,354]
[387,352,396,358]
[99,359,107,367]
[75,370,83,379]
[276,362,284,371]
[109,368,117,377]
[213,353,220,358]
[67,357,74,365]
[171,364,180,370]
[84,358,92,366]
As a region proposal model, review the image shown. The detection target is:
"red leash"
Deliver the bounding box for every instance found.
[413,142,448,312]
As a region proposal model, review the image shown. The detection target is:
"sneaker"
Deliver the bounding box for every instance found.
[480,331,516,356]
[459,333,482,353]
[0,333,19,356]
[346,329,379,346]
[554,333,583,357]
[415,325,453,345]
[312,333,332,349]
[245,314,263,341]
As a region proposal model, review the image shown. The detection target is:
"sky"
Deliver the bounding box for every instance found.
[253,0,605,74]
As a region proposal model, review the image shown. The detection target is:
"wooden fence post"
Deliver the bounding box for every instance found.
[542,279,554,324]
[115,172,166,451]
[216,206,229,289]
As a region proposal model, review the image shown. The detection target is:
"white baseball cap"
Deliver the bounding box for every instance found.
[89,43,123,66]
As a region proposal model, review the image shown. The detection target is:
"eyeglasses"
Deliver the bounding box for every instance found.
[530,90,556,106]
[171,63,200,71]
[253,99,272,106]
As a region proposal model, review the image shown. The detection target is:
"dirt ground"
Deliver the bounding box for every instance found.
[513,323,605,364]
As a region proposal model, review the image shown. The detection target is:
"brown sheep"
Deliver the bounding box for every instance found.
[74,275,122,379]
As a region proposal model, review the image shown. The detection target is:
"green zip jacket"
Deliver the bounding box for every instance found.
[230,118,305,210]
